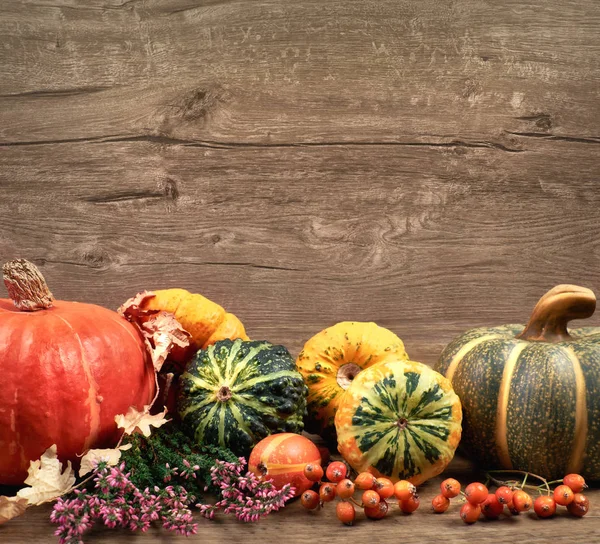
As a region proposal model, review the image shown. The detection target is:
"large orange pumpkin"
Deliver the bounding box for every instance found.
[0,259,155,485]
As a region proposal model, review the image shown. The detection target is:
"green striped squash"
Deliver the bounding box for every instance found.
[335,359,462,485]
[178,339,308,457]
[435,284,600,480]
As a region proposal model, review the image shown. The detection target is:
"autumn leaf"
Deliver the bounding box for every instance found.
[78,444,133,478]
[16,445,76,506]
[117,290,156,317]
[141,311,191,371]
[115,405,169,437]
[118,291,190,372]
[0,496,28,525]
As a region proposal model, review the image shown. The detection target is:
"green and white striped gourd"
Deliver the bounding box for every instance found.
[436,284,600,480]
[178,339,308,457]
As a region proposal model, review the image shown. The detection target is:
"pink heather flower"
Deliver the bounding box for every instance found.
[51,461,201,543]
[52,452,292,544]
[195,459,294,523]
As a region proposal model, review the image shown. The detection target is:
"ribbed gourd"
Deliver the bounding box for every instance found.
[136,288,249,364]
[178,339,308,457]
[296,322,408,442]
[435,284,600,480]
[335,359,462,485]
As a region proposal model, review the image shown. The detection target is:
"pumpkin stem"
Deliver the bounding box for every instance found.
[516,284,596,343]
[2,259,54,311]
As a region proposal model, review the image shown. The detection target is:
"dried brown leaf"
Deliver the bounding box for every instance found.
[117,290,157,318]
[0,496,28,525]
[16,445,76,506]
[141,311,191,371]
[115,405,169,437]
[118,292,190,372]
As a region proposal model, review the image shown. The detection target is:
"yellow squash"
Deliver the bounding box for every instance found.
[141,288,249,361]
[296,321,408,441]
[335,359,462,485]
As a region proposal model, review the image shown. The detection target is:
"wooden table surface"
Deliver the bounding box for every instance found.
[1,454,599,543]
[1,0,600,542]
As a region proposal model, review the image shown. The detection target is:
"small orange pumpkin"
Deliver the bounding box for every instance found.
[248,433,322,497]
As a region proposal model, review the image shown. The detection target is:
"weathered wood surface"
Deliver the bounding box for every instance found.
[2,455,600,544]
[1,0,600,541]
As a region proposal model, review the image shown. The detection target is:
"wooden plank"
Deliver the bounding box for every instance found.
[1,141,599,364]
[1,1,600,541]
[1,0,599,145]
[2,455,600,543]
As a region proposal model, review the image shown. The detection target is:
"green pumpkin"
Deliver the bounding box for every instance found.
[435,285,600,480]
[178,339,308,457]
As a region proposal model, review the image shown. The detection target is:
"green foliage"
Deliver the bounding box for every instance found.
[120,425,239,498]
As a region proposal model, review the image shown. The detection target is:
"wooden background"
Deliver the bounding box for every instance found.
[1,0,599,541]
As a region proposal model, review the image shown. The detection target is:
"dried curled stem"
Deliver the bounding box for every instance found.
[3,258,54,311]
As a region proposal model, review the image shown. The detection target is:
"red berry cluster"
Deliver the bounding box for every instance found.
[300,461,421,525]
[432,473,589,524]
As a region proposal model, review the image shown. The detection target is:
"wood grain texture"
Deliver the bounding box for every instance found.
[1,0,600,540]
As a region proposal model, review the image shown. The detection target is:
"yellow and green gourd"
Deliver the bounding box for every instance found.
[335,359,462,485]
[435,285,600,480]
[296,322,408,442]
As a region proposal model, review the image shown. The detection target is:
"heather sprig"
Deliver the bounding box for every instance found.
[120,425,238,497]
[50,426,294,543]
[50,460,197,544]
[197,458,295,522]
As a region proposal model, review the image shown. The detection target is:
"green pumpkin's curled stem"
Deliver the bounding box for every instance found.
[3,258,54,311]
[486,469,551,495]
[517,284,596,343]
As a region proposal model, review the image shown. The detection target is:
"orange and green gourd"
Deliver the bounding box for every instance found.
[335,359,462,485]
[435,284,600,480]
[296,322,408,442]
[139,288,249,363]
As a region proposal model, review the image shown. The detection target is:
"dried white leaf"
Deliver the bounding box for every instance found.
[0,495,28,525]
[115,405,169,437]
[78,444,133,478]
[16,445,76,506]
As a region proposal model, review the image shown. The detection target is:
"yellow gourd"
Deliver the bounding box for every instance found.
[140,288,249,361]
[296,321,408,442]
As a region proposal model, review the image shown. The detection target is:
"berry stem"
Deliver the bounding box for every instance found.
[348,497,363,508]
[486,470,551,495]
